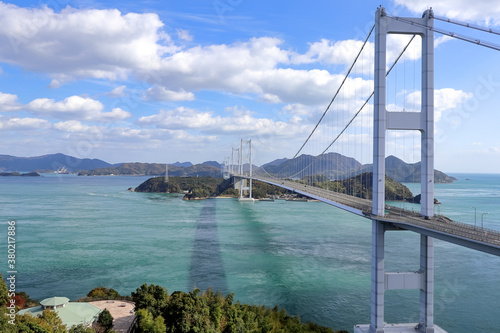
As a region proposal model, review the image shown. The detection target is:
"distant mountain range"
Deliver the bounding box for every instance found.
[78,162,221,177]
[0,153,456,183]
[0,153,111,172]
[260,153,457,183]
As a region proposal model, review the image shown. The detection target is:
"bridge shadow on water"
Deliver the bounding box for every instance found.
[189,199,227,292]
[236,203,305,315]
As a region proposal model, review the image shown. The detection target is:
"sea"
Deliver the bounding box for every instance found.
[1,173,499,332]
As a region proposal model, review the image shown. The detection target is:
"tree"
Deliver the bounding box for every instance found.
[0,274,9,306]
[97,308,114,332]
[136,309,166,333]
[131,284,169,318]
[39,309,67,333]
[69,324,95,333]
[87,287,120,300]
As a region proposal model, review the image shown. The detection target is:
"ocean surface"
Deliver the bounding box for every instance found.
[1,173,499,332]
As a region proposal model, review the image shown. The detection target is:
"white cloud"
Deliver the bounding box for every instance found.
[137,107,218,129]
[0,92,21,111]
[151,36,373,105]
[28,95,103,119]
[0,3,171,84]
[292,39,374,70]
[144,86,195,102]
[154,37,289,90]
[260,93,282,104]
[405,88,473,121]
[0,116,51,130]
[0,4,377,107]
[27,95,131,122]
[176,29,193,42]
[434,35,453,48]
[106,85,127,98]
[394,0,500,26]
[53,120,94,133]
[282,104,311,116]
[98,107,132,121]
[137,106,309,138]
[291,35,420,72]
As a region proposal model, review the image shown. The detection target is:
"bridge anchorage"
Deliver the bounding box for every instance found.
[228,5,500,332]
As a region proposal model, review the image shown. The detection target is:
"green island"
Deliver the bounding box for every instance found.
[0,275,347,333]
[134,176,290,200]
[0,172,41,177]
[134,172,418,202]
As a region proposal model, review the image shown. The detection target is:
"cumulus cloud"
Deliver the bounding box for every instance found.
[0,116,51,130]
[98,107,132,121]
[0,3,172,84]
[0,4,382,107]
[394,0,500,26]
[137,107,218,130]
[0,92,21,111]
[291,35,420,72]
[53,120,94,133]
[292,39,374,69]
[153,37,289,89]
[405,88,473,121]
[136,106,308,138]
[144,86,195,102]
[27,95,131,122]
[146,36,377,106]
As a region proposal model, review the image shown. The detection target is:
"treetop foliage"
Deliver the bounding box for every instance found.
[132,284,348,333]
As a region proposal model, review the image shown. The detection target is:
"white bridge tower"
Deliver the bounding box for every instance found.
[233,139,255,202]
[356,7,446,333]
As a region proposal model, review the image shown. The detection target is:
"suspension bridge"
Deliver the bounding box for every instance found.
[223,7,500,333]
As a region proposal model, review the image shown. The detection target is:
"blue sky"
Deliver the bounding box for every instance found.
[0,0,499,173]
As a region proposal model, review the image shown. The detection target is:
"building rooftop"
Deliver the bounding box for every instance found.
[19,298,102,328]
[40,296,70,308]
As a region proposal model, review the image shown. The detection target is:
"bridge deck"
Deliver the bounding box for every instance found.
[239,175,500,256]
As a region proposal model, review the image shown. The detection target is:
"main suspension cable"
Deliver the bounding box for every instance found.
[388,15,500,52]
[434,15,500,36]
[320,35,417,155]
[292,24,375,159]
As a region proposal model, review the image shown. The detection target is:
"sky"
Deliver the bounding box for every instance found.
[0,0,499,173]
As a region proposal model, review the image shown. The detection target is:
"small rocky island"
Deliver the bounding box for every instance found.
[0,172,41,177]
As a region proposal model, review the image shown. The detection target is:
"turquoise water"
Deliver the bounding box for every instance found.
[1,173,499,332]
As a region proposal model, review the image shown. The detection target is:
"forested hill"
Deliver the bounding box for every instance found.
[307,172,414,201]
[134,176,289,199]
[0,153,110,172]
[78,162,221,177]
[263,154,457,183]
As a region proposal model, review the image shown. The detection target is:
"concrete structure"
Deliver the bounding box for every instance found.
[90,300,136,333]
[19,297,101,328]
[372,6,434,219]
[236,139,255,202]
[363,7,440,333]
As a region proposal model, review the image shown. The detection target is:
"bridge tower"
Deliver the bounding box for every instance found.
[356,7,445,333]
[235,139,255,202]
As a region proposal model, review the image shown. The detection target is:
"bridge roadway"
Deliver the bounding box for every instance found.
[240,175,500,257]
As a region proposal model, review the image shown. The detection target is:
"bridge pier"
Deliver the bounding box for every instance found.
[354,220,445,333]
